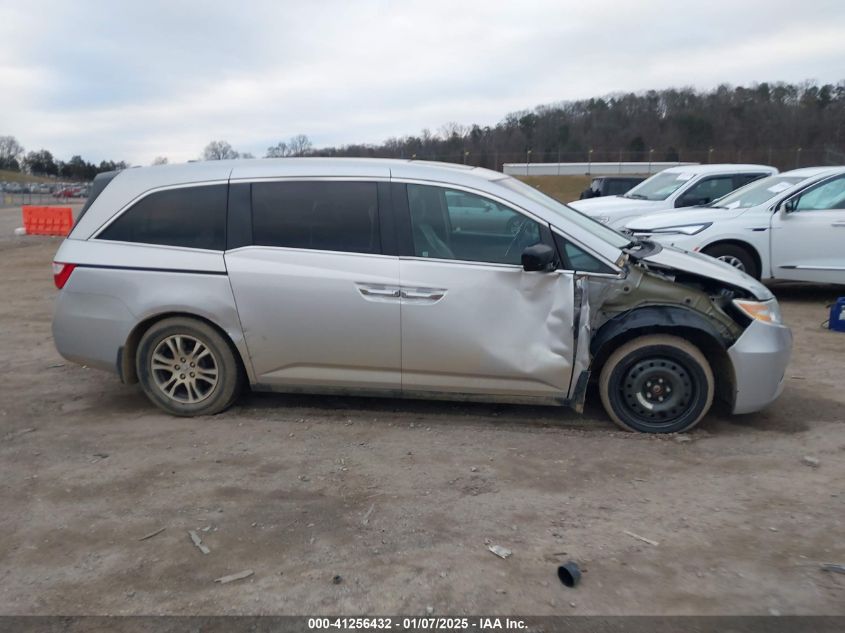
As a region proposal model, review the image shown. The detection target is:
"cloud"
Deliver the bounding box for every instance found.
[1,0,844,164]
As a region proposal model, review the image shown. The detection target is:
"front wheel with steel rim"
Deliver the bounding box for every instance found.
[599,334,714,433]
[136,317,243,416]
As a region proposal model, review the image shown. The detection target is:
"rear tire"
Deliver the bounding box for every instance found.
[702,243,759,279]
[599,335,714,433]
[136,317,243,416]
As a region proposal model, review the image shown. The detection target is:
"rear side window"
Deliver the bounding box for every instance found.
[251,181,380,254]
[99,184,227,250]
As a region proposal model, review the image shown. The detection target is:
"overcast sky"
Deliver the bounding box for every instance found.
[2,0,844,164]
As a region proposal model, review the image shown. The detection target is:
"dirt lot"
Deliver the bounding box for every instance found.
[0,204,843,616]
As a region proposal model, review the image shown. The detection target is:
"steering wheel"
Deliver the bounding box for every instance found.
[504,218,531,261]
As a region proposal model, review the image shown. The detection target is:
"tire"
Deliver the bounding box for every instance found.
[136,317,243,416]
[702,243,759,279]
[599,334,714,434]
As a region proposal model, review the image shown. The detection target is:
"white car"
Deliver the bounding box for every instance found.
[625,167,845,283]
[569,164,777,228]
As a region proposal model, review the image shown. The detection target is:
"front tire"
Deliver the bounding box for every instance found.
[136,317,243,416]
[599,335,714,433]
[702,243,759,279]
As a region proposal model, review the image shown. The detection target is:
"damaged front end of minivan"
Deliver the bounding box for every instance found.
[568,240,791,423]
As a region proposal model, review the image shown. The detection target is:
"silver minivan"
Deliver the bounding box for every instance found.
[52,159,792,433]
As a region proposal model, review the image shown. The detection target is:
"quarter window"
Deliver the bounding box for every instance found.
[407,184,542,265]
[553,233,614,274]
[99,184,227,250]
[251,181,380,254]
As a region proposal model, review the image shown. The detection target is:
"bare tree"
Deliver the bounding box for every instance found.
[265,134,312,158]
[0,135,25,170]
[152,156,168,165]
[202,140,239,161]
[265,141,289,158]
[288,134,312,156]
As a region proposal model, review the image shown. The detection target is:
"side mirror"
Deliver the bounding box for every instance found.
[782,197,798,213]
[522,243,556,272]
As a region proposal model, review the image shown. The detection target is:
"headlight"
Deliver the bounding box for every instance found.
[649,223,712,235]
[733,299,782,324]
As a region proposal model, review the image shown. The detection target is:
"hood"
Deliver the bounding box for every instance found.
[626,206,748,231]
[641,245,773,301]
[569,195,670,218]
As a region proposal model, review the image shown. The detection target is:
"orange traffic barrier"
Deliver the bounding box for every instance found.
[21,206,74,236]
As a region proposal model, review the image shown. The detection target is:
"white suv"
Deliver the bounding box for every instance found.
[569,164,777,228]
[625,167,845,283]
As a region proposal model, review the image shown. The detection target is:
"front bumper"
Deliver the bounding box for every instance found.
[727,319,793,414]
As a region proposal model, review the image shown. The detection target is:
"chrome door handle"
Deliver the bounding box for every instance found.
[357,284,401,298]
[400,288,446,301]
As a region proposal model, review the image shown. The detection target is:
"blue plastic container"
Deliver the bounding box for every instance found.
[830,297,845,332]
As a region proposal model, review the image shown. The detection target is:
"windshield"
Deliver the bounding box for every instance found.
[497,177,633,249]
[709,175,806,209]
[622,171,693,201]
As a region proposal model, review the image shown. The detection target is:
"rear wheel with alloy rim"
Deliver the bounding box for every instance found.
[136,317,243,416]
[599,334,714,433]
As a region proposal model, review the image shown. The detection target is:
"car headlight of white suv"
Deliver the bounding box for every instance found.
[648,223,713,235]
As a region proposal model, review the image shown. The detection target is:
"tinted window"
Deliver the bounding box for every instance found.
[407,184,542,265]
[677,176,734,207]
[252,181,380,254]
[734,173,768,189]
[99,184,227,250]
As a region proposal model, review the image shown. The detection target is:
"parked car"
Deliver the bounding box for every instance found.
[56,186,84,198]
[579,176,644,200]
[569,164,777,228]
[625,167,845,283]
[52,159,791,433]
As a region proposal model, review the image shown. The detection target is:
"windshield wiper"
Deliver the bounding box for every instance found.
[623,193,647,199]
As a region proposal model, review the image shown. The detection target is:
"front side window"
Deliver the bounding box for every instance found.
[251,181,380,254]
[99,184,227,250]
[676,176,735,207]
[497,177,631,249]
[793,175,845,211]
[407,184,541,265]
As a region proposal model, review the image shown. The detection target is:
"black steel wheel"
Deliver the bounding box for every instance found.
[599,335,714,433]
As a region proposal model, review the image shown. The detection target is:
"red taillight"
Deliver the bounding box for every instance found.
[52,262,76,289]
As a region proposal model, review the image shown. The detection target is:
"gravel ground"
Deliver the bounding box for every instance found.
[0,204,843,615]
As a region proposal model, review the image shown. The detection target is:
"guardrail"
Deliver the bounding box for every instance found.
[503,162,698,177]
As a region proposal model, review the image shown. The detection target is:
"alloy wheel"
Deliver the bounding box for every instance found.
[150,335,219,403]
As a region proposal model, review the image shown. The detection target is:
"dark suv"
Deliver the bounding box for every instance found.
[579,176,644,200]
